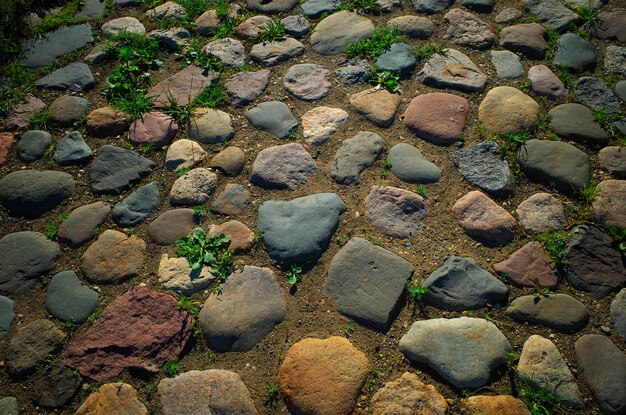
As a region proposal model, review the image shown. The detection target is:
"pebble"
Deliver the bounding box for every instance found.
[0,296,15,339]
[443,8,493,50]
[548,103,608,146]
[16,130,52,163]
[158,254,215,295]
[89,145,155,194]
[0,170,75,217]
[478,86,538,136]
[574,76,620,114]
[75,383,147,415]
[224,69,270,107]
[452,141,515,196]
[129,111,178,148]
[149,65,214,107]
[49,95,91,126]
[310,11,374,55]
[507,293,589,331]
[80,230,146,284]
[365,186,428,238]
[490,50,524,80]
[245,101,298,138]
[57,202,111,248]
[388,143,440,184]
[250,37,305,66]
[527,65,567,99]
[331,131,384,185]
[87,106,130,138]
[112,181,160,227]
[251,143,317,190]
[53,130,93,166]
[610,289,626,341]
[552,32,596,71]
[32,364,81,408]
[416,48,487,92]
[281,15,311,38]
[283,63,331,101]
[45,270,99,323]
[370,372,448,415]
[148,209,196,246]
[35,62,95,92]
[387,15,434,39]
[452,191,516,246]
[210,183,250,216]
[101,16,145,36]
[202,37,246,67]
[302,106,348,145]
[21,24,93,67]
[599,146,626,178]
[592,179,626,231]
[493,241,559,288]
[499,23,548,59]
[6,319,65,377]
[350,89,402,127]
[165,139,207,171]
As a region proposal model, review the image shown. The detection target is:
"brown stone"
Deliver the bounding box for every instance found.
[365,186,428,238]
[592,179,626,231]
[5,319,65,377]
[148,209,196,245]
[370,372,448,415]
[462,395,531,415]
[443,8,493,50]
[235,15,271,38]
[478,86,539,136]
[128,111,178,148]
[194,9,220,35]
[210,146,246,176]
[149,65,215,107]
[599,146,626,178]
[208,220,254,253]
[494,241,558,289]
[86,106,130,137]
[57,202,111,248]
[403,92,469,145]
[80,230,146,284]
[350,89,401,127]
[500,23,548,59]
[210,183,250,216]
[75,383,147,415]
[49,95,90,126]
[452,190,516,246]
[594,10,626,42]
[5,94,46,130]
[515,192,566,233]
[279,336,369,415]
[0,132,14,164]
[63,287,193,381]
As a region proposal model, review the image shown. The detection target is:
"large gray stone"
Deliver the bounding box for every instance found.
[250,37,305,66]
[452,141,515,197]
[548,103,609,146]
[0,170,75,216]
[300,0,339,17]
[35,63,95,92]
[388,143,440,184]
[331,131,384,185]
[283,63,330,101]
[245,101,298,138]
[57,202,111,248]
[552,33,596,71]
[22,24,94,67]
[310,11,375,55]
[325,237,414,332]
[53,131,93,166]
[416,48,487,92]
[507,294,589,331]
[0,296,14,339]
[375,43,417,76]
[89,145,156,194]
[257,193,346,264]
[112,181,161,227]
[45,271,99,323]
[521,0,579,31]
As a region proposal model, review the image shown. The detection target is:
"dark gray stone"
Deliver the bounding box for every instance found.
[521,0,579,31]
[210,184,250,216]
[387,143,440,184]
[257,193,346,264]
[517,139,590,195]
[54,131,93,166]
[251,143,317,190]
[0,397,17,415]
[49,95,91,127]
[424,256,508,311]
[76,0,106,19]
[375,43,417,77]
[0,170,75,216]
[613,118,626,136]
[331,131,384,185]
[32,364,81,408]
[35,63,95,92]
[462,0,494,12]
[247,0,299,13]
[548,103,609,146]
[310,11,375,55]
[565,226,626,298]
[325,237,414,332]
[199,266,286,352]
[552,33,596,71]
[6,319,65,377]
[21,24,94,67]
[16,130,51,163]
[45,271,99,323]
[0,296,14,339]
[453,141,515,197]
[616,80,626,101]
[281,15,310,38]
[611,289,626,341]
[300,0,339,17]
[245,101,298,138]
[507,294,589,331]
[412,0,453,13]
[112,181,160,227]
[336,59,369,85]
[574,76,620,114]
[89,145,156,194]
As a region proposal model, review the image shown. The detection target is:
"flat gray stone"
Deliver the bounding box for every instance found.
[375,43,417,76]
[251,143,317,190]
[0,296,14,339]
[54,131,93,166]
[507,293,589,331]
[611,289,626,341]
[187,108,233,144]
[399,317,512,389]
[89,145,156,194]
[521,0,579,31]
[325,237,414,331]
[416,48,487,92]
[45,271,99,323]
[281,15,311,38]
[16,130,51,163]
[552,33,596,71]
[365,186,428,238]
[147,27,191,50]
[250,37,305,66]
[331,131,384,185]
[452,141,515,196]
[22,24,94,67]
[310,11,375,55]
[245,101,298,138]
[300,0,339,17]
[574,76,620,114]
[412,0,453,13]
[257,193,346,264]
[112,181,160,227]
[0,170,75,217]
[599,146,626,178]
[490,50,524,79]
[548,103,609,146]
[388,143,440,184]
[283,63,330,101]
[35,63,95,92]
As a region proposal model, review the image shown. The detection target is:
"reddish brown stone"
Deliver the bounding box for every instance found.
[80,230,146,283]
[57,202,111,248]
[5,94,46,130]
[452,190,516,246]
[403,92,469,145]
[75,383,147,415]
[149,65,215,107]
[208,220,254,253]
[494,241,558,289]
[86,106,130,137]
[63,287,193,381]
[129,111,178,148]
[462,395,531,414]
[235,15,271,39]
[148,209,196,245]
[0,132,14,165]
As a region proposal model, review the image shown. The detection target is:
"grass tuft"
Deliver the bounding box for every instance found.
[535,231,570,267]
[346,27,406,60]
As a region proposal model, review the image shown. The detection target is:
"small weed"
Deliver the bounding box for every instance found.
[285,264,302,285]
[145,382,155,399]
[519,79,532,93]
[607,225,626,251]
[380,159,392,179]
[176,294,201,315]
[578,182,599,206]
[40,274,51,284]
[176,228,233,281]
[551,63,573,87]
[545,27,560,48]
[263,383,280,407]
[532,278,551,297]
[0,62,36,116]
[163,95,193,125]
[194,77,230,108]
[87,307,103,324]
[516,375,564,415]
[366,67,401,93]
[343,323,354,336]
[593,108,622,129]
[535,231,570,267]
[339,0,380,14]
[413,43,446,66]
[45,212,69,240]
[346,27,406,60]
[505,352,520,364]
[415,186,427,198]
[30,0,85,35]
[503,130,531,151]
[137,143,155,154]
[29,108,51,129]
[252,230,263,245]
[193,205,206,220]
[336,227,354,246]
[287,129,297,140]
[258,20,285,42]
[176,166,190,177]
[406,279,429,302]
[475,122,490,141]
[164,360,181,377]
[575,5,600,36]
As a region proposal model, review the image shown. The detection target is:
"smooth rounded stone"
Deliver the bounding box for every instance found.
[527,65,567,99]
[563,0,604,10]
[310,11,375,55]
[281,15,310,38]
[552,32,596,71]
[16,130,51,162]
[6,319,65,377]
[202,37,245,67]
[210,183,250,216]
[416,48,487,92]
[611,289,626,341]
[325,237,414,331]
[57,202,110,248]
[146,1,186,20]
[258,193,346,264]
[350,89,401,127]
[548,103,608,146]
[574,76,620,114]
[499,23,548,59]
[283,63,331,101]
[0,132,12,164]
[194,9,220,35]
[399,317,512,389]
[595,10,626,42]
[45,271,98,323]
[6,94,46,130]
[424,256,508,311]
[35,62,95,92]
[148,27,190,47]
[508,293,589,331]
[517,139,590,194]
[245,101,298,138]
[412,0,453,13]
[279,337,369,415]
[388,143,440,184]
[0,296,15,339]
[148,209,195,246]
[606,46,626,76]
[518,335,582,407]
[80,230,146,284]
[336,59,369,85]
[593,179,626,231]
[21,23,93,67]
[247,0,298,13]
[251,143,317,190]
[493,241,558,288]
[462,395,530,415]
[617,80,626,101]
[75,383,147,415]
[0,397,17,415]
[370,372,448,415]
[53,130,93,166]
[90,145,155,194]
[63,287,193,381]
[490,50,524,80]
[186,108,233,144]
[521,0,579,31]
[32,364,81,408]
[129,111,178,148]
[49,95,91,126]
[170,168,217,206]
[452,141,515,196]
[443,8,493,50]
[199,266,285,351]
[208,220,254,253]
[452,191,516,246]
[387,15,434,39]
[599,146,626,178]
[149,65,215,108]
[101,17,145,36]
[250,37,305,66]
[375,43,417,76]
[165,139,207,171]
[496,7,523,23]
[87,106,130,138]
[331,131,384,185]
[461,0,493,12]
[224,69,270,107]
[158,254,214,295]
[300,0,339,17]
[0,170,74,217]
[575,334,626,415]
[478,86,539,136]
[210,146,245,176]
[302,106,348,145]
[365,186,428,238]
[84,42,112,64]
[112,181,160,227]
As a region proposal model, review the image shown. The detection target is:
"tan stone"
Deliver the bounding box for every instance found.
[478,86,539,136]
[452,190,516,246]
[462,395,530,415]
[371,372,448,415]
[75,383,147,415]
[350,89,401,127]
[80,230,146,284]
[592,179,626,231]
[209,220,254,253]
[165,139,207,171]
[210,146,246,177]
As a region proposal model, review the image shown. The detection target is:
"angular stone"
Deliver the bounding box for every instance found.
[331,131,384,185]
[553,32,596,71]
[416,48,487,92]
[599,146,626,178]
[170,168,217,205]
[500,23,548,59]
[224,69,270,106]
[158,254,214,295]
[521,0,579,31]
[496,8,523,23]
[412,0,453,13]
[365,186,428,238]
[45,271,98,323]
[0,296,14,339]
[387,15,434,39]
[22,24,94,67]
[611,289,626,341]
[210,184,250,216]
[16,130,51,163]
[112,181,160,227]
[6,319,65,377]
[452,191,516,246]
[284,63,330,101]
[310,11,375,55]
[250,37,305,66]
[281,15,311,38]
[90,145,155,194]
[528,65,567,99]
[32,364,81,408]
[247,0,298,13]
[149,65,214,107]
[208,220,254,253]
[375,43,417,76]
[336,59,369,85]
[490,50,524,80]
[593,179,626,231]
[35,62,95,92]
[49,95,91,126]
[53,130,93,166]
[494,241,558,288]
[75,383,147,415]
[5,94,46,129]
[251,143,317,190]
[574,76,620,113]
[462,395,530,415]
[210,146,246,176]
[165,139,207,171]
[594,10,626,42]
[58,202,110,248]
[443,8,493,50]
[605,45,626,76]
[87,106,130,138]
[370,372,448,415]
[101,16,145,36]
[302,106,348,145]
[129,112,178,148]
[80,230,146,284]
[388,143,440,184]
[245,101,298,138]
[202,37,245,67]
[508,294,589,331]
[350,89,401,127]
[0,170,74,217]
[478,86,538,136]
[452,141,515,196]
[194,10,220,35]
